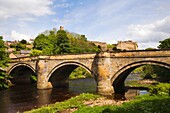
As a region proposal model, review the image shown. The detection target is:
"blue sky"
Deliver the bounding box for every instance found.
[0,0,170,49]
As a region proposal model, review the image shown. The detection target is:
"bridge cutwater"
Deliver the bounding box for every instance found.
[5,50,170,95]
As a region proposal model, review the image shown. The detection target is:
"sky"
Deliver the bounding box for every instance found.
[0,0,170,49]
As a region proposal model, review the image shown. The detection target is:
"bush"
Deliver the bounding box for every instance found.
[149,83,170,96]
[0,71,12,90]
[69,67,92,79]
[30,49,42,56]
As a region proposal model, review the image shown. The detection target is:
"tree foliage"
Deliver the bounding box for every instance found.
[54,30,70,54]
[30,49,43,56]
[139,65,170,82]
[149,83,170,96]
[137,37,170,82]
[20,39,27,44]
[33,34,54,55]
[69,67,92,79]
[10,39,30,51]
[0,36,10,90]
[158,37,170,49]
[32,28,100,56]
[67,32,99,53]
[0,36,9,67]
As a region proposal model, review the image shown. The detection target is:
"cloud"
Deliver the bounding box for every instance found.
[55,3,70,8]
[52,0,170,49]
[11,30,32,41]
[1,0,170,50]
[127,16,170,49]
[0,0,54,21]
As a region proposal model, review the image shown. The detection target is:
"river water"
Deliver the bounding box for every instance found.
[0,77,147,113]
[0,78,96,113]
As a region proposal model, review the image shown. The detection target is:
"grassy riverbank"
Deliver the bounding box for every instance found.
[24,93,100,113]
[75,95,170,113]
[24,93,170,113]
[125,79,158,88]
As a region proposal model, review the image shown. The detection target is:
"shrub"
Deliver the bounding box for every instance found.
[30,49,42,56]
[149,83,170,96]
[0,71,12,90]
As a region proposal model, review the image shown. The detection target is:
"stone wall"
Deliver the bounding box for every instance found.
[116,40,138,50]
[91,41,107,51]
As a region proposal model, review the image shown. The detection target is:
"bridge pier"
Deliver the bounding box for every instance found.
[95,53,114,96]
[37,60,52,89]
[97,79,114,96]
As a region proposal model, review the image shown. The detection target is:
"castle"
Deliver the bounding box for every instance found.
[116,40,138,50]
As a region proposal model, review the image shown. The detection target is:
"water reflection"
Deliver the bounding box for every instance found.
[0,78,96,113]
[0,77,148,113]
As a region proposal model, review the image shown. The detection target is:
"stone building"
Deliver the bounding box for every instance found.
[91,41,107,51]
[116,40,138,50]
[60,26,64,30]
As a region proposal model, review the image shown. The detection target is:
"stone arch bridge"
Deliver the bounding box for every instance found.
[5,50,170,95]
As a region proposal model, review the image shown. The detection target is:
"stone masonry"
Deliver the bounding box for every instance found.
[6,50,170,96]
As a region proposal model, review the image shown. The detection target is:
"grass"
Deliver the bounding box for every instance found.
[125,80,156,88]
[24,93,170,113]
[24,93,100,113]
[74,95,170,113]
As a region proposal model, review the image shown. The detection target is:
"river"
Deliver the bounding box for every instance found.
[0,78,96,113]
[0,77,147,113]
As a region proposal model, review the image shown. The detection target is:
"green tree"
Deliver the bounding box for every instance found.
[158,37,170,49]
[33,34,54,55]
[32,28,100,55]
[16,43,26,51]
[141,65,156,79]
[140,64,170,82]
[67,32,100,53]
[55,30,71,54]
[10,39,29,51]
[139,37,170,82]
[0,36,9,67]
[69,67,91,79]
[20,39,27,44]
[0,36,10,90]
[153,66,170,82]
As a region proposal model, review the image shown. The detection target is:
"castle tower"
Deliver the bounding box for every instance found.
[60,26,64,30]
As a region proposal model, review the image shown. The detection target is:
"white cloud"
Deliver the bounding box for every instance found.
[55,3,70,8]
[127,16,170,49]
[0,0,54,21]
[11,30,32,41]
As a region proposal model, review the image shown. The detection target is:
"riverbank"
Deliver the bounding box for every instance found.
[24,93,170,113]
[125,79,158,88]
[24,93,128,113]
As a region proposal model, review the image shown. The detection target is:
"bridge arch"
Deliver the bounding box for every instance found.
[8,63,36,75]
[111,60,170,94]
[47,61,96,88]
[8,63,36,84]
